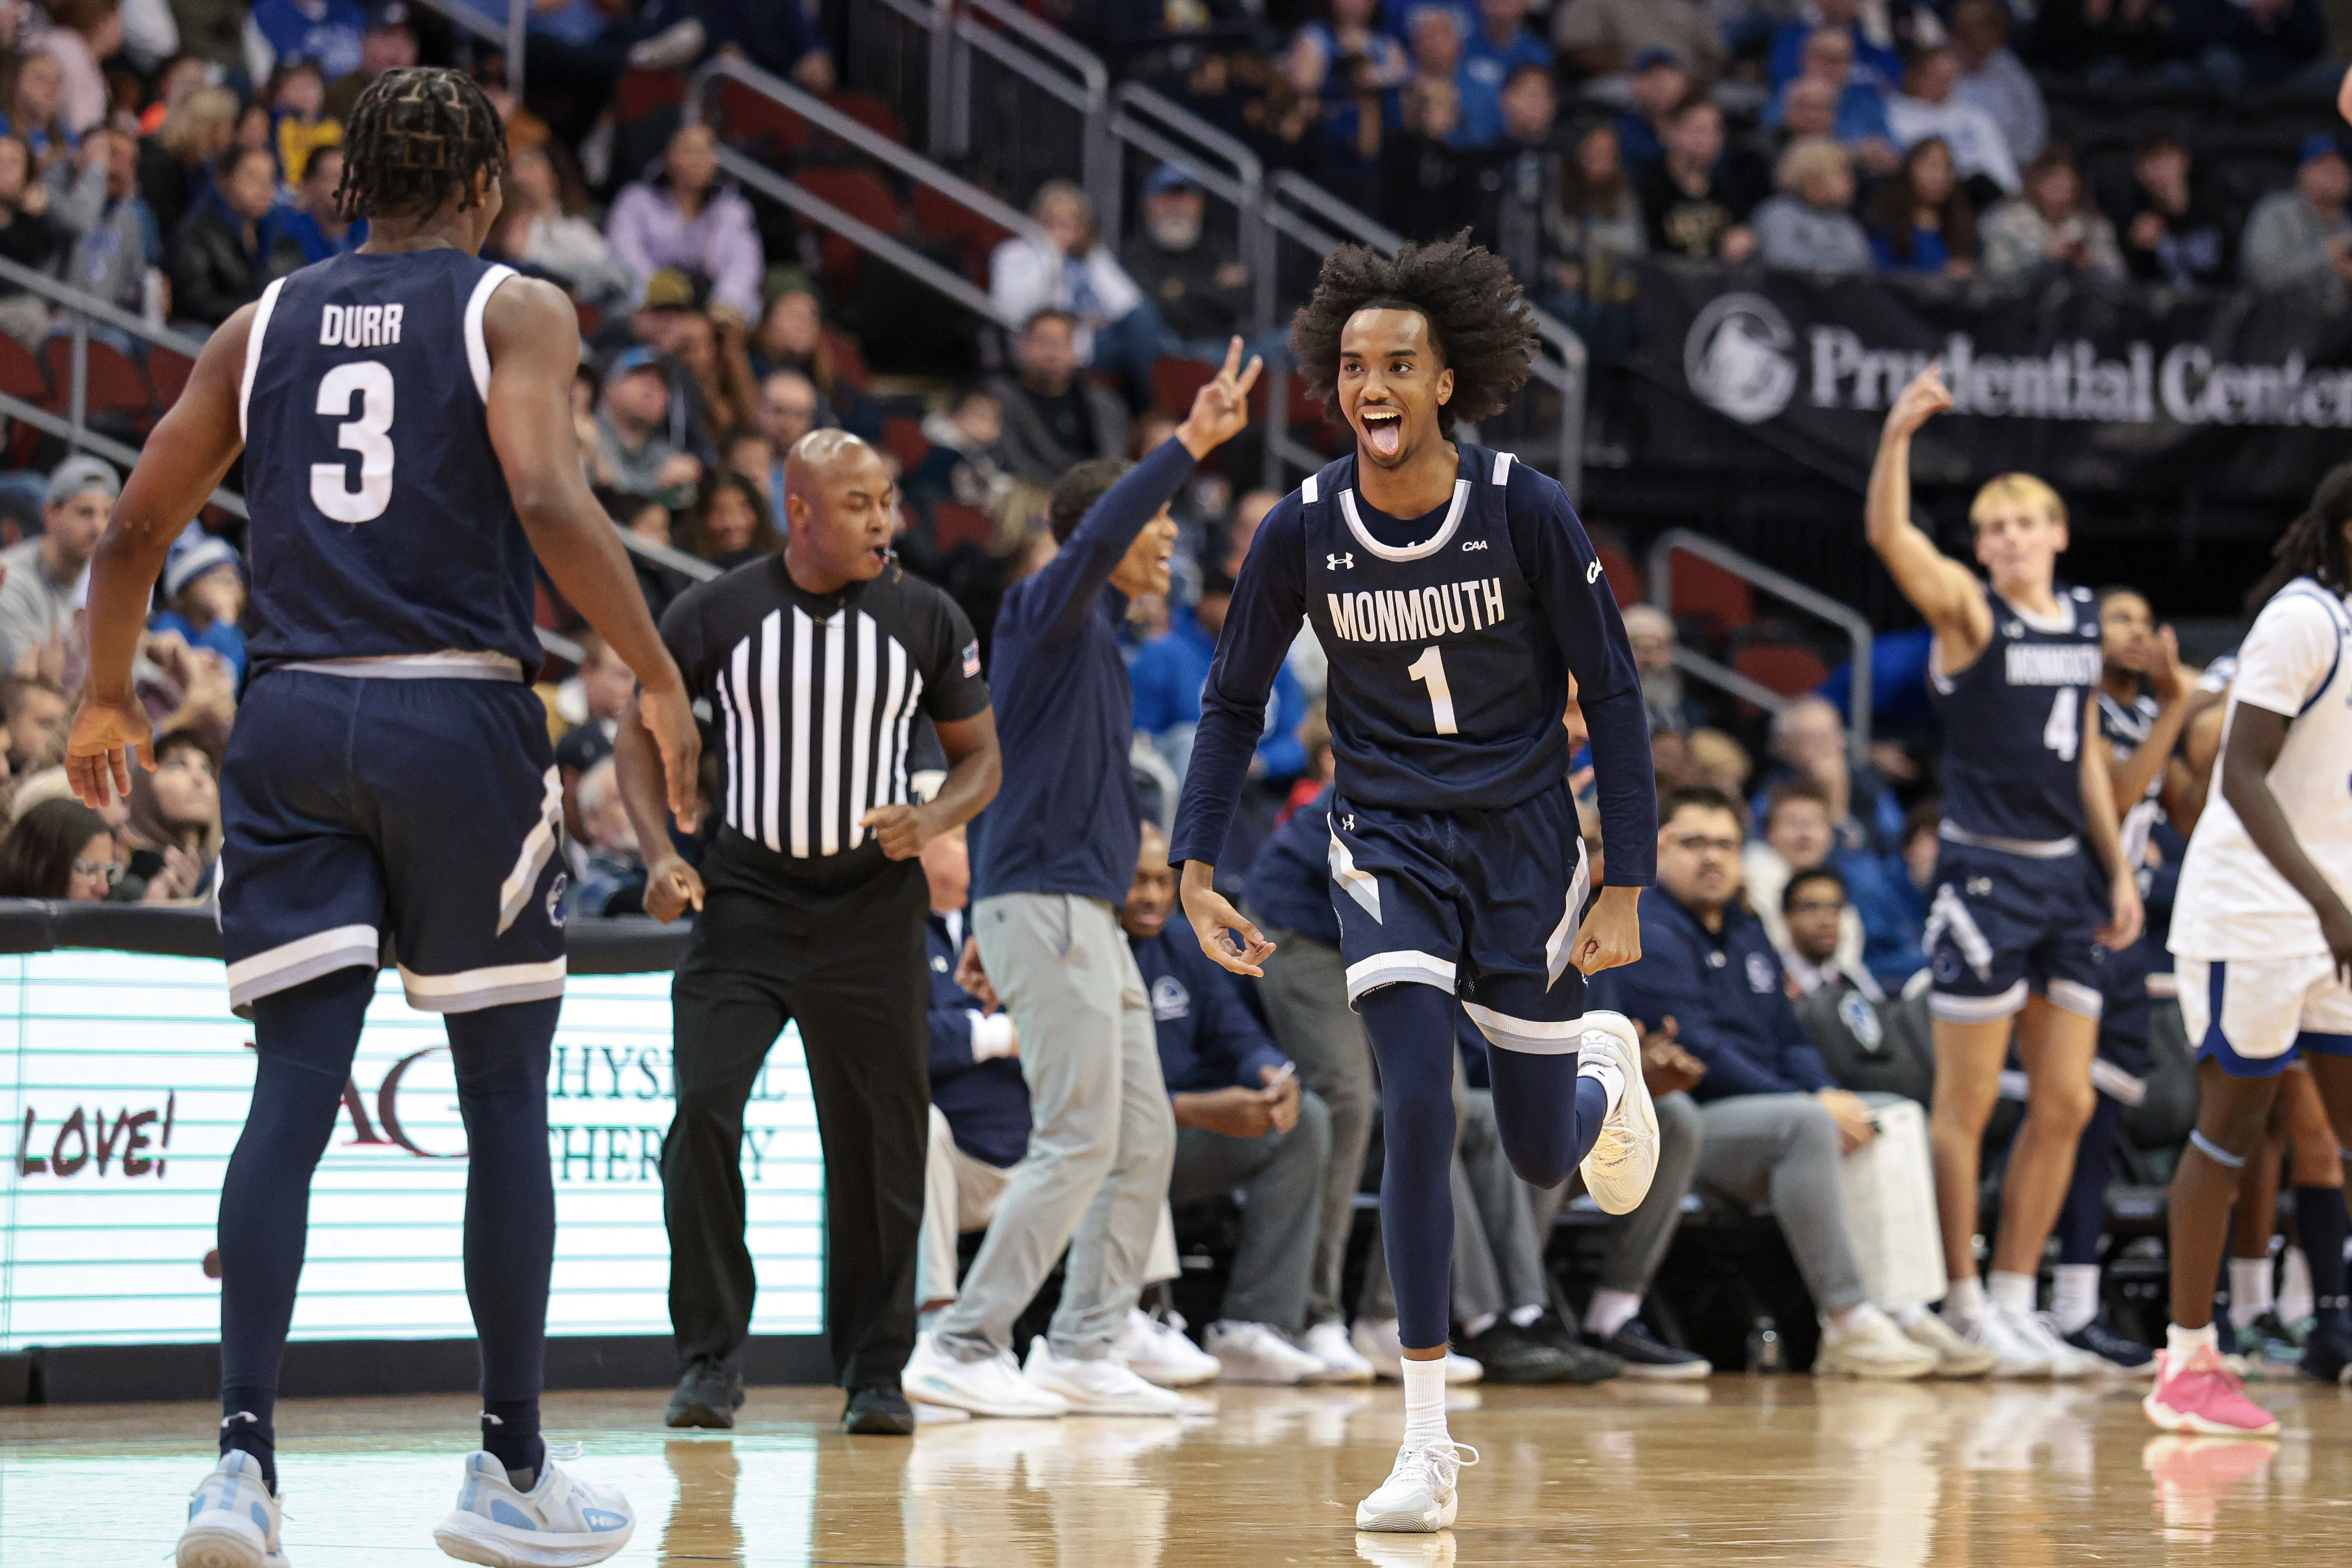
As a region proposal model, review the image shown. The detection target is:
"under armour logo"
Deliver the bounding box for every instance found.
[1327,553,1354,570]
[1585,560,1602,584]
[1342,814,1355,830]
[2004,622,2023,637]
[1461,539,1488,552]
[1966,877,1992,896]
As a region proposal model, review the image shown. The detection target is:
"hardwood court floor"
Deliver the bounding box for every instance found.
[5,1375,2350,1566]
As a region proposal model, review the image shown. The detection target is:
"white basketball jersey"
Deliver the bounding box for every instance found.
[2170,578,2352,961]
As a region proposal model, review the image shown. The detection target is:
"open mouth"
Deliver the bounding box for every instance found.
[1360,407,1402,458]
[867,541,892,565]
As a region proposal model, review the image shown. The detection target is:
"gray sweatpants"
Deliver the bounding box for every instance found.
[1690,1092,1869,1317]
[933,893,1175,1362]
[1250,920,1379,1326]
[1527,1089,1706,1302]
[1169,1089,1332,1330]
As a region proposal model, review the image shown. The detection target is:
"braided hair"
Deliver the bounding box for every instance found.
[1287,231,1537,436]
[333,66,507,223]
[2250,459,2352,611]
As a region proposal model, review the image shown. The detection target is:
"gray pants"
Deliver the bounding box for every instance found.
[1250,921,1379,1326]
[933,893,1176,1362]
[1169,1089,1332,1330]
[1690,1092,1869,1317]
[1528,1089,1706,1301]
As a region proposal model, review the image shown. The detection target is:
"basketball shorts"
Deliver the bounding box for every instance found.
[2176,953,2352,1077]
[219,668,568,1018]
[1325,778,1591,1054]
[1921,839,2106,1026]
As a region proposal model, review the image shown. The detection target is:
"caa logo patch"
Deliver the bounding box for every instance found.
[1151,974,1191,1021]
[546,873,569,929]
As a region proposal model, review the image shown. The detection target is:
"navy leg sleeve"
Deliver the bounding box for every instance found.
[218,966,376,1488]
[1487,1046,1608,1190]
[2056,1094,2122,1267]
[1360,982,1459,1351]
[446,998,560,1480]
[2296,1184,2351,1333]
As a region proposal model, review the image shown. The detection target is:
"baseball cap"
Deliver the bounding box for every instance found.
[163,522,241,600]
[641,269,696,310]
[1631,45,1682,73]
[2302,132,2344,167]
[609,346,672,383]
[45,453,118,506]
[368,2,415,31]
[1143,163,1199,198]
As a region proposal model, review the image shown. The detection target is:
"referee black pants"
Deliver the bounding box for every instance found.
[663,852,930,1392]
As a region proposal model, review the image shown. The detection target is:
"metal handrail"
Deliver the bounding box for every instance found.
[1646,528,1874,760]
[0,255,204,357]
[689,55,1050,254]
[0,390,245,518]
[959,0,1115,226]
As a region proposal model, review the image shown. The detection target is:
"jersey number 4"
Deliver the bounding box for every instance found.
[310,361,395,524]
[2043,686,2080,763]
[1407,645,1459,735]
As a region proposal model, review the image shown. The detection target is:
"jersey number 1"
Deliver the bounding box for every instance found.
[311,361,395,524]
[1407,645,1458,735]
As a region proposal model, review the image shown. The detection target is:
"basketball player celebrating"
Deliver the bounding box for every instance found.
[1866,368,2142,1378]
[1172,235,1659,1535]
[2147,464,2352,1436]
[66,71,699,1567]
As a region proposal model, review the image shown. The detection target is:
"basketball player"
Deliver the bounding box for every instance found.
[1866,368,2143,1378]
[1171,234,1660,1535]
[2148,463,2352,1436]
[65,70,699,1567]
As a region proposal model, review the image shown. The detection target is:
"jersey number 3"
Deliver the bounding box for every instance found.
[310,361,395,524]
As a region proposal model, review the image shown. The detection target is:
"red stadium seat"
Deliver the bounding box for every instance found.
[824,90,905,147]
[715,77,806,160]
[0,333,46,405]
[1151,355,1213,419]
[148,346,195,408]
[931,501,993,552]
[42,337,154,431]
[1594,543,1643,607]
[1666,550,1754,644]
[793,167,904,297]
[909,183,1012,283]
[881,414,930,474]
[1733,640,1831,718]
[616,69,686,126]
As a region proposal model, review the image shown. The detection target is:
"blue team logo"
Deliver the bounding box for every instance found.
[547,874,569,929]
[1150,975,1191,1021]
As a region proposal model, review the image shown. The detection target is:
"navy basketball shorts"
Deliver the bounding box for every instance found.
[218,670,568,1018]
[1921,838,2106,1027]
[1325,778,1592,1054]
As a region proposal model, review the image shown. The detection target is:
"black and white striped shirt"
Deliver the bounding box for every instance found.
[659,557,988,869]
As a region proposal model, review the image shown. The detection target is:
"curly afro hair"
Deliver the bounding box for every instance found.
[1287,231,1538,437]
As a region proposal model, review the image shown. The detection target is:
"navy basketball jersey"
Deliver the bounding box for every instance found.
[1930,584,2103,844]
[2098,688,2165,868]
[237,250,538,675]
[1297,443,1572,809]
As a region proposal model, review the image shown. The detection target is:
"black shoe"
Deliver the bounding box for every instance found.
[665,1358,745,1430]
[2062,1319,2154,1373]
[1459,1322,1581,1384]
[1598,1319,1711,1381]
[2299,1319,2352,1385]
[1522,1310,1624,1384]
[843,1384,915,1435]
[2242,1311,2303,1372]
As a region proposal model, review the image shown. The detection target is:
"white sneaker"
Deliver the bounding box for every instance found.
[1304,1320,1376,1384]
[432,1448,634,1566]
[178,1450,286,1568]
[1903,1311,1998,1379]
[1348,1318,1484,1384]
[1113,1308,1222,1387]
[1355,1439,1479,1532]
[1205,1321,1327,1385]
[1814,1311,1937,1380]
[1022,1336,1184,1415]
[1575,1012,1658,1215]
[905,1332,1069,1419]
[1951,1306,2052,1380]
[2023,1311,2104,1381]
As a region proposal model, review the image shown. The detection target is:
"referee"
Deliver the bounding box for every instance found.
[616,429,1000,1437]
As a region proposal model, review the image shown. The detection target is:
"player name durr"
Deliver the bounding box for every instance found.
[319,303,407,348]
[1325,579,1509,644]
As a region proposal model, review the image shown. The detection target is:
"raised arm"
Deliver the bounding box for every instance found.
[1868,367,1993,672]
[482,275,699,828]
[2108,628,2212,811]
[67,305,253,808]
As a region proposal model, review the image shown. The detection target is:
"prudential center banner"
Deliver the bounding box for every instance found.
[1634,260,2352,502]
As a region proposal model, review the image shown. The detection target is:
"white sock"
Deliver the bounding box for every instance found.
[1987,1270,2037,1318]
[2051,1264,2101,1336]
[2280,1246,2316,1326]
[1578,1058,1626,1117]
[1507,1302,1544,1329]
[1944,1274,1987,1326]
[2228,1257,2274,1330]
[1825,1302,1884,1340]
[1462,1311,1497,1340]
[2167,1321,2218,1360]
[1400,1356,1449,1448]
[1584,1287,1642,1340]
[1891,1303,1928,1328]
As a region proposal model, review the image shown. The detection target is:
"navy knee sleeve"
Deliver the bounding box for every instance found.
[1360,983,1459,1351]
[1487,1046,1607,1190]
[446,998,560,1478]
[219,967,377,1488]
[2057,1095,2122,1267]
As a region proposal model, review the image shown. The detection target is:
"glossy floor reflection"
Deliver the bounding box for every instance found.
[4,1376,2348,1565]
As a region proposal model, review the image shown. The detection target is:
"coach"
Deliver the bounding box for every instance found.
[616,429,1001,1438]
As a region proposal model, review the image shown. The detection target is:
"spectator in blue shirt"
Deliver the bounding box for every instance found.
[271,143,363,266]
[912,825,1034,1330]
[1125,823,1332,1385]
[1452,0,1552,148]
[245,0,368,87]
[1767,0,1901,93]
[1593,787,1969,1379]
[151,523,247,683]
[1132,563,1310,788]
